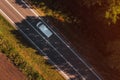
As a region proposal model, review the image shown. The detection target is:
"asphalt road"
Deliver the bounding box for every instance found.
[0,0,102,80]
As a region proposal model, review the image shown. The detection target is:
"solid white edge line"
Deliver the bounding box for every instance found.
[5,0,84,78]
[21,0,39,17]
[0,9,18,30]
[0,9,14,24]
[5,0,26,19]
[0,9,70,80]
[21,0,102,79]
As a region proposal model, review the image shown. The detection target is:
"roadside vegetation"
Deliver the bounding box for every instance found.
[25,0,75,23]
[26,0,120,24]
[0,14,65,80]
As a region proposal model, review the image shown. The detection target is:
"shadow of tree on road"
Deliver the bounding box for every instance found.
[10,30,36,49]
[15,0,32,9]
[12,1,120,78]
[14,15,83,79]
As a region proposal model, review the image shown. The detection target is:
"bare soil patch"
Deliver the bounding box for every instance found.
[0,53,27,80]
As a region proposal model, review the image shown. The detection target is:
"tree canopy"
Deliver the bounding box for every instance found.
[28,0,120,24]
[80,0,120,23]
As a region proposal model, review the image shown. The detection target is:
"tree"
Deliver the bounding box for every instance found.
[28,0,120,24]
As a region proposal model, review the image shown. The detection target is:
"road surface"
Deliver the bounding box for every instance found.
[0,0,102,80]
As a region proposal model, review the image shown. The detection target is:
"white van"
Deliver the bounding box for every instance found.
[36,21,53,38]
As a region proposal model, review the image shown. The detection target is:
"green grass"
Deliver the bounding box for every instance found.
[0,14,65,80]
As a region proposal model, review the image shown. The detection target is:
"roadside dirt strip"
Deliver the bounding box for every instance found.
[0,53,27,80]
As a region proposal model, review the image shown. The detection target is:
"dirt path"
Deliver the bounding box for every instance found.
[0,53,27,80]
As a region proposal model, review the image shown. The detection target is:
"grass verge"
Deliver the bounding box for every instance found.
[0,13,65,80]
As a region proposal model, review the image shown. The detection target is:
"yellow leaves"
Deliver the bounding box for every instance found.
[105,11,110,19]
[105,5,120,24]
